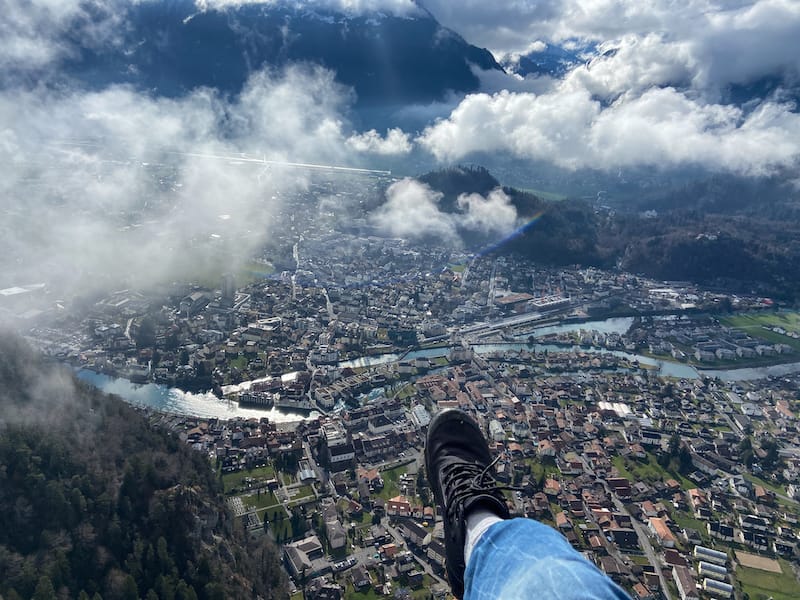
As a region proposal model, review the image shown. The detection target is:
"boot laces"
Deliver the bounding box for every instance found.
[441,454,523,511]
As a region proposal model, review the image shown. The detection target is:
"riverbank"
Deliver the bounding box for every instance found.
[76,369,317,422]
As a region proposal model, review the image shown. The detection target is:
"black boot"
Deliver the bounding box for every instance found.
[424,409,510,599]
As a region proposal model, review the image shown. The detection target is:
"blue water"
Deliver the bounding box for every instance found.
[700,361,800,382]
[75,369,316,422]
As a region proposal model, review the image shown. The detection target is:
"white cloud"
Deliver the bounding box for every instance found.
[425,1,800,95]
[419,85,800,174]
[0,0,121,72]
[457,188,518,234]
[416,1,800,175]
[369,179,519,243]
[346,128,413,155]
[369,178,458,241]
[562,34,698,100]
[0,65,404,296]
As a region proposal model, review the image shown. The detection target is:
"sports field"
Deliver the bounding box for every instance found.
[735,557,800,600]
[721,312,800,352]
[736,550,781,572]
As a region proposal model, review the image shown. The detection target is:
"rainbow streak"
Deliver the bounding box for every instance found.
[473,210,546,258]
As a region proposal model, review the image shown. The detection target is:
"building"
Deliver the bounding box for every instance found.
[702,579,733,598]
[672,566,699,600]
[398,520,429,547]
[693,545,727,566]
[427,540,446,566]
[284,535,327,578]
[387,495,412,517]
[410,404,431,429]
[221,273,236,301]
[697,561,728,582]
[322,421,355,471]
[180,292,209,317]
[648,517,677,548]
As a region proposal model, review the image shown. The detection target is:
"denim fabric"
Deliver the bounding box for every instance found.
[464,518,632,600]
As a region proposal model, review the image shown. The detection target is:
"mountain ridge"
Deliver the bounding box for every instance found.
[50,0,503,107]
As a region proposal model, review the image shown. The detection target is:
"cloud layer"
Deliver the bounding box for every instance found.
[418,86,800,174]
[368,178,518,243]
[424,0,800,80]
[0,65,400,296]
[418,1,800,175]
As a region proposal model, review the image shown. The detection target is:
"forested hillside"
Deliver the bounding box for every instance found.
[0,335,287,600]
[420,166,800,302]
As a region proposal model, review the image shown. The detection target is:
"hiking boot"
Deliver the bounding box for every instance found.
[425,409,510,599]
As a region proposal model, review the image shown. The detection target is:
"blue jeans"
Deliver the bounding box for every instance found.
[465,518,632,599]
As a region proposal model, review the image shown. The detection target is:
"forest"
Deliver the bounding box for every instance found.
[420,166,800,302]
[0,334,286,600]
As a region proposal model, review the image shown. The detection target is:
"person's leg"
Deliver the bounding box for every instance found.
[425,409,631,600]
[464,518,631,599]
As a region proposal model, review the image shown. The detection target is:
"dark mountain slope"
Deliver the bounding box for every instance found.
[419,166,606,265]
[58,1,502,106]
[0,334,287,600]
[417,166,800,301]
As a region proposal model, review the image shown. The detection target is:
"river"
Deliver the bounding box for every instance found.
[75,369,318,422]
[77,315,800,418]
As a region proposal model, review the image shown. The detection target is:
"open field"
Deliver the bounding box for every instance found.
[241,490,280,511]
[736,558,800,600]
[611,453,694,490]
[376,464,410,501]
[736,551,782,572]
[222,463,275,493]
[721,312,800,352]
[742,473,789,498]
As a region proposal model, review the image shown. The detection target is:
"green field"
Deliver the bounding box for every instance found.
[393,383,417,400]
[737,559,800,600]
[669,508,710,542]
[376,464,410,501]
[222,464,275,493]
[239,491,294,539]
[228,355,248,370]
[721,312,800,352]
[448,263,467,273]
[241,490,280,511]
[611,453,694,490]
[627,555,653,567]
[344,583,381,600]
[742,473,793,500]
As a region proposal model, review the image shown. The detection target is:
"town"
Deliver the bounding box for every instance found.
[5,171,800,600]
[142,338,800,600]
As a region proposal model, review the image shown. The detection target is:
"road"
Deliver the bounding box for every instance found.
[609,494,672,600]
[384,521,447,587]
[579,456,672,600]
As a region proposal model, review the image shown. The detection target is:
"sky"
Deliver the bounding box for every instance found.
[1,0,799,296]
[419,0,800,174]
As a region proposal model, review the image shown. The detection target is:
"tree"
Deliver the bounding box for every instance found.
[135,317,157,349]
[668,434,681,457]
[761,438,781,471]
[32,576,56,600]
